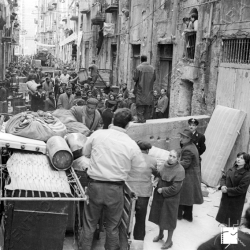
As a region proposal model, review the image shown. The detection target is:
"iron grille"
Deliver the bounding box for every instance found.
[222,39,250,64]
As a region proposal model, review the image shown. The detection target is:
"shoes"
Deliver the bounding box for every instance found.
[153,234,164,242]
[161,241,173,249]
[177,214,183,220]
[183,213,193,222]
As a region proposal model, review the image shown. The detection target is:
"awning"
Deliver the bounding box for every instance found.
[36,42,56,47]
[59,32,77,46]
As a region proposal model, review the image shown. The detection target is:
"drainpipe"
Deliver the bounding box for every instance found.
[171,0,179,40]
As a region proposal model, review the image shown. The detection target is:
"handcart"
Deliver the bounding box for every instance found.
[0,132,138,250]
[0,133,87,250]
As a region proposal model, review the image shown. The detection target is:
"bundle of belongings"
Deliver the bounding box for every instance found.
[5,111,67,142]
[52,109,90,135]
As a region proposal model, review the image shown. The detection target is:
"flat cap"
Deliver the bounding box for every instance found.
[87,98,98,105]
[188,118,199,126]
[179,129,193,139]
[137,140,152,151]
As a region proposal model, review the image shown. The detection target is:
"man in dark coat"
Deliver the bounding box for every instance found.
[188,118,206,156]
[32,85,46,111]
[178,129,203,222]
[44,91,56,111]
[133,55,156,123]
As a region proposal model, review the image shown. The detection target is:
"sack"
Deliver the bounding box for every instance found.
[5,112,67,142]
[27,80,40,93]
[52,109,90,135]
[66,121,90,136]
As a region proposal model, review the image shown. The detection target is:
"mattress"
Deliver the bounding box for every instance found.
[201,105,246,187]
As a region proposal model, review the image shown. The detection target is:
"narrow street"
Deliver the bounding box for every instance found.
[1,0,250,250]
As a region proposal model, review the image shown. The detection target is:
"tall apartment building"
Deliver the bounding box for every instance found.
[18,0,38,55]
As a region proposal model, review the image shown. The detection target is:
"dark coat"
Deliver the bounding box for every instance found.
[198,231,250,250]
[44,98,56,111]
[32,92,46,112]
[133,62,156,105]
[102,108,114,129]
[192,130,206,156]
[216,166,250,226]
[149,162,185,230]
[179,141,203,205]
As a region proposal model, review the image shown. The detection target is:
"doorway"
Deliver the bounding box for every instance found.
[158,44,173,118]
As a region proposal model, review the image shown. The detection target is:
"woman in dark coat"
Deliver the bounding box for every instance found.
[216,152,250,226]
[149,150,185,249]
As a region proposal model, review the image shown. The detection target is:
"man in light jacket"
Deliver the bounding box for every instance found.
[57,86,75,109]
[155,89,168,119]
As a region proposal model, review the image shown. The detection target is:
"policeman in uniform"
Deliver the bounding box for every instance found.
[188,118,206,156]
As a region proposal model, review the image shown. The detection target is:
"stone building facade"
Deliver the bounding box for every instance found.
[50,0,250,120]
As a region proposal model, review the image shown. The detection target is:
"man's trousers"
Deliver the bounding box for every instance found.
[81,181,124,250]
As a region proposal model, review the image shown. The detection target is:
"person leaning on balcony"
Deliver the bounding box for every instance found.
[155,89,168,119]
[127,141,157,241]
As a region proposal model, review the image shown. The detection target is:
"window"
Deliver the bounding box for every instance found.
[222,38,250,64]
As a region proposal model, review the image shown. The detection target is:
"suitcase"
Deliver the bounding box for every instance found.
[0,133,46,154]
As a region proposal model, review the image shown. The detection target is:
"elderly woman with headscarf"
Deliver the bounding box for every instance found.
[149,150,185,249]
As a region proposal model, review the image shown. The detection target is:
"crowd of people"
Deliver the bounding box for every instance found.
[2,55,250,250]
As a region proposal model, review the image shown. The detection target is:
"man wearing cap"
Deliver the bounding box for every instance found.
[70,98,102,131]
[188,118,206,157]
[178,129,203,222]
[57,86,75,110]
[81,108,143,250]
[127,141,157,240]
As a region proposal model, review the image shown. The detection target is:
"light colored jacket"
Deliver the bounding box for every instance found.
[127,154,157,197]
[57,93,75,110]
[156,94,168,113]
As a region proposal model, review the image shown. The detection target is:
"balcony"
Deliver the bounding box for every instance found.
[2,28,12,43]
[105,0,118,13]
[79,0,90,14]
[48,4,54,11]
[91,3,105,25]
[69,14,78,21]
[184,31,197,60]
